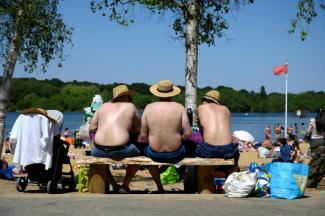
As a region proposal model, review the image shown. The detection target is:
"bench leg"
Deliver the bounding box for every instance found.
[197,166,216,194]
[183,166,198,193]
[88,164,109,194]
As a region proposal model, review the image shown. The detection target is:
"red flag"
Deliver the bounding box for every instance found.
[273,64,288,75]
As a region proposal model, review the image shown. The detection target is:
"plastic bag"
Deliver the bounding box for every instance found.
[258,147,270,158]
[269,162,309,200]
[78,165,89,192]
[79,121,90,140]
[224,171,258,198]
[160,166,180,185]
[254,169,271,197]
[249,162,271,197]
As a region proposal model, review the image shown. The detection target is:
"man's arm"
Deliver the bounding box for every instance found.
[196,105,204,136]
[181,108,192,140]
[131,107,141,134]
[89,110,99,132]
[140,109,149,143]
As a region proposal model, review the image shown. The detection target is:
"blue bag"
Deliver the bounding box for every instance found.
[269,162,309,200]
[248,162,271,197]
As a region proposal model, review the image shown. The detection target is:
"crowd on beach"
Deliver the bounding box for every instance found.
[234,120,316,163]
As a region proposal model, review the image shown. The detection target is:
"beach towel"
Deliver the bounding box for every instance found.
[248,163,271,197]
[11,114,59,170]
[269,162,309,200]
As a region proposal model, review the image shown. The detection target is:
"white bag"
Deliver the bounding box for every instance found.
[224,171,258,198]
[78,121,90,140]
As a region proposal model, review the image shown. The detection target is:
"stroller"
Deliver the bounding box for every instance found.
[11,108,75,193]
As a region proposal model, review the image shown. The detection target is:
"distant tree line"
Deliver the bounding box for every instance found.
[2,77,325,112]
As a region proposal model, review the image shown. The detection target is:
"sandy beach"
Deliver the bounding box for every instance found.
[1,142,316,195]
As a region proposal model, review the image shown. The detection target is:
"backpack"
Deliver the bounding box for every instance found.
[315,109,325,134]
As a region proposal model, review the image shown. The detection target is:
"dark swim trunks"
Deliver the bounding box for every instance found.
[144,145,186,163]
[195,142,239,161]
[91,143,142,160]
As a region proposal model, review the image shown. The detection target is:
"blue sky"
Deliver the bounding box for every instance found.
[10,0,325,94]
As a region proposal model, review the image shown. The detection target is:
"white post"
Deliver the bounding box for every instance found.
[284,67,288,138]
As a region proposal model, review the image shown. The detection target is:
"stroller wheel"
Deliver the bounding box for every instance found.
[47,180,57,194]
[16,178,28,192]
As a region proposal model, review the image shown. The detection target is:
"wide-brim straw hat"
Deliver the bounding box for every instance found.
[203,90,220,104]
[110,85,136,102]
[149,80,181,98]
[21,108,58,123]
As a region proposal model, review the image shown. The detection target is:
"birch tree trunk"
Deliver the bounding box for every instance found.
[185,0,199,123]
[0,34,21,154]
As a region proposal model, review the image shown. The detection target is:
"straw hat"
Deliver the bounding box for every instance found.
[21,108,57,123]
[203,90,220,104]
[111,85,136,102]
[149,80,181,98]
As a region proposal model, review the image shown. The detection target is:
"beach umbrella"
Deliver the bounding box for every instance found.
[233,130,255,142]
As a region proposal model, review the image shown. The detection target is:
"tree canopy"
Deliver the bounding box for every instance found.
[289,0,325,41]
[0,0,73,72]
[5,77,325,113]
[0,0,72,152]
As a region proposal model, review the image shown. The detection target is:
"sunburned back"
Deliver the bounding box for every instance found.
[92,102,137,146]
[143,102,185,152]
[197,103,232,145]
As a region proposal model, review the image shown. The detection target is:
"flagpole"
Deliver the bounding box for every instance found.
[285,63,288,138]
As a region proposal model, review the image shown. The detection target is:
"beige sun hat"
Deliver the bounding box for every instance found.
[111,84,136,102]
[21,108,57,123]
[203,90,220,104]
[149,80,181,98]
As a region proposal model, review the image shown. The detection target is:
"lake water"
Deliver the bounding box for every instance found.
[4,112,315,142]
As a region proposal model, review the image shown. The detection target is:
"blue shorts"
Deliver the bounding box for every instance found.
[195,142,239,161]
[144,145,186,163]
[91,143,142,159]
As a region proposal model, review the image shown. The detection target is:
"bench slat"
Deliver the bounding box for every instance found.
[76,156,234,166]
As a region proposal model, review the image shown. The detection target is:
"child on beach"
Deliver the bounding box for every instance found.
[64,127,69,138]
[273,137,294,163]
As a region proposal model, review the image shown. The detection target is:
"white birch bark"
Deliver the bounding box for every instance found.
[185,0,199,123]
[0,34,20,153]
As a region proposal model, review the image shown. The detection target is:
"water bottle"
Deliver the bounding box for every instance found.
[187,108,193,127]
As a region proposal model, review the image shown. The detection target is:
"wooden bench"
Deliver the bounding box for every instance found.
[76,156,234,194]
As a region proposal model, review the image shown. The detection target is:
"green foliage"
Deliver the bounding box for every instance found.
[0,0,73,72]
[90,0,253,46]
[289,0,324,41]
[5,77,325,112]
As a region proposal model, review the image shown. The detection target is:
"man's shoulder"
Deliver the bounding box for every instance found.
[147,101,184,108]
[198,103,229,111]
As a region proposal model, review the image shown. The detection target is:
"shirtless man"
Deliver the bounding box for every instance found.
[195,90,239,170]
[142,80,192,161]
[89,84,141,193]
[123,80,192,192]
